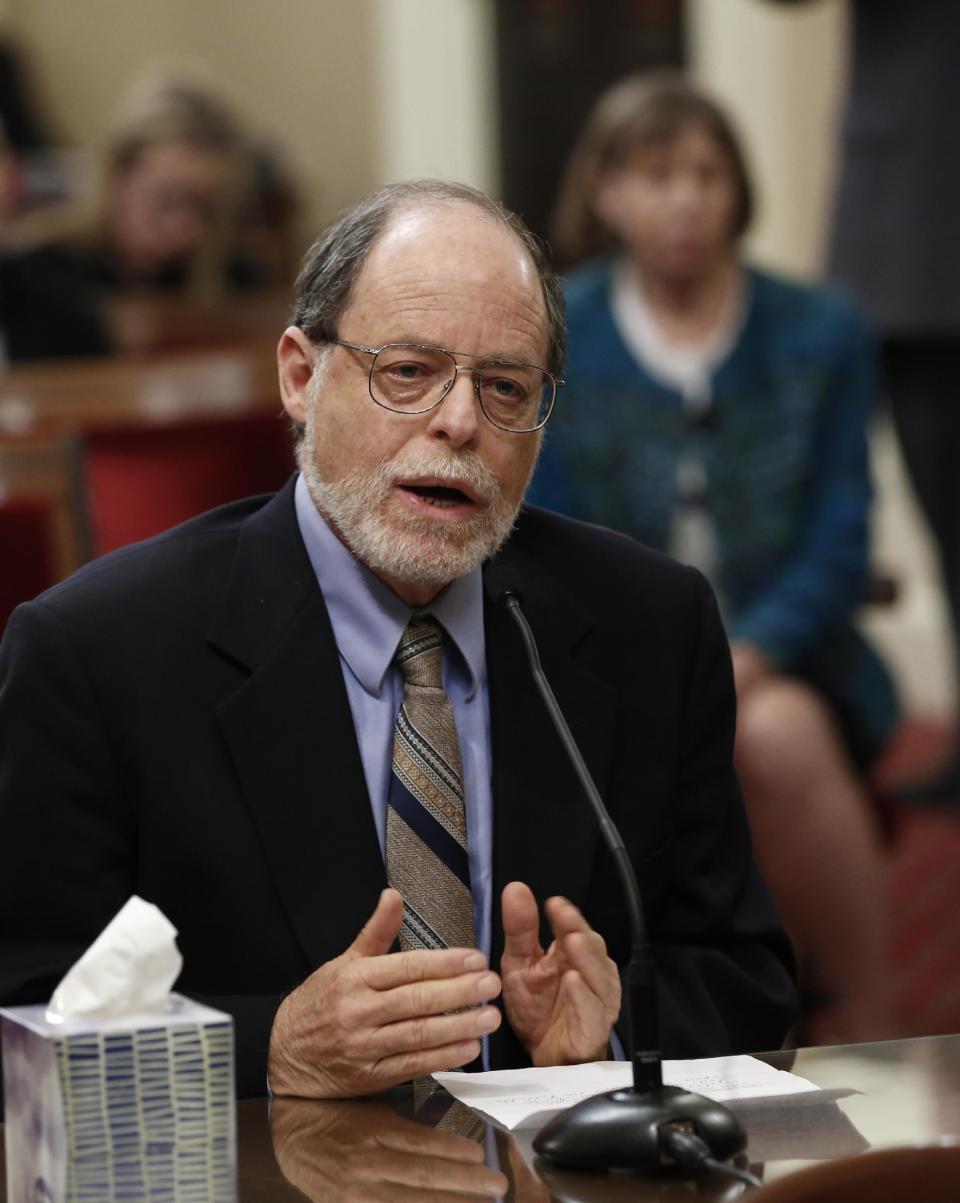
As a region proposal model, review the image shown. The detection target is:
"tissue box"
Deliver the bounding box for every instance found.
[2,993,236,1203]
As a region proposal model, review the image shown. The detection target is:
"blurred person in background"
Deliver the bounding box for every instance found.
[0,118,107,364]
[767,0,960,806]
[0,40,107,364]
[78,74,250,294]
[529,72,898,1043]
[34,70,300,353]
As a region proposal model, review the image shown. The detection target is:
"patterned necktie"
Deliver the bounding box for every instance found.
[386,618,476,952]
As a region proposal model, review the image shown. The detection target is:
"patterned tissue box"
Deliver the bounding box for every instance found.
[2,994,236,1203]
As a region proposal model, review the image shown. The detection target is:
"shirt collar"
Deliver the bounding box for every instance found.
[293,473,485,698]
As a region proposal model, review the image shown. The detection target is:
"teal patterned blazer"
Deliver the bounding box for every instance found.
[529,260,898,762]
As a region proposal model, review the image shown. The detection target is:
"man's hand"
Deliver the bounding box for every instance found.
[268,888,502,1098]
[499,881,621,1067]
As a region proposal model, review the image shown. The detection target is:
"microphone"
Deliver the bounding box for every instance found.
[484,560,746,1175]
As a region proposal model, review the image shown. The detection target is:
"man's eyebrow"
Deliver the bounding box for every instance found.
[479,349,546,367]
[388,336,545,366]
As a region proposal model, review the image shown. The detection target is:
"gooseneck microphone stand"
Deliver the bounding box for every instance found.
[485,564,748,1175]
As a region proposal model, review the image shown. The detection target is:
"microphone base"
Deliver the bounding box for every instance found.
[532,1084,746,1173]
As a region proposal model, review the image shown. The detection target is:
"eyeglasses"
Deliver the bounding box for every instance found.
[330,338,563,433]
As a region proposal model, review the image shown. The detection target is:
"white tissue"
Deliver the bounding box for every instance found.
[46,895,183,1022]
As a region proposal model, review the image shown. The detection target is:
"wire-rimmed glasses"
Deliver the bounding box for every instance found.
[331,337,562,433]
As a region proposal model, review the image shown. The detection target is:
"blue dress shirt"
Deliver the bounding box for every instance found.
[293,474,495,968]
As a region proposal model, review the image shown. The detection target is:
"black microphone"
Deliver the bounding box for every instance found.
[484,560,746,1175]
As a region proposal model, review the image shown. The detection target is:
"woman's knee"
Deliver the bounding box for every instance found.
[735,676,845,787]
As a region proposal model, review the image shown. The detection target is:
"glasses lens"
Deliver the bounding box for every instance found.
[478,364,554,431]
[370,345,452,411]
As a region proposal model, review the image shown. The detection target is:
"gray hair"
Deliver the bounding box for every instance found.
[291,179,566,376]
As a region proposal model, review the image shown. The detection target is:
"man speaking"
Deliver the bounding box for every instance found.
[0,181,797,1099]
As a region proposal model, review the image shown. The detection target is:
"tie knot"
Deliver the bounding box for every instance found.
[396,619,444,689]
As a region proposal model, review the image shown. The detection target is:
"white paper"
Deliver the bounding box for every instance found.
[433,1055,822,1130]
[46,895,183,1022]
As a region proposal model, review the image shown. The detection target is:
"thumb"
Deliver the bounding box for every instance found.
[501,880,542,960]
[347,887,404,959]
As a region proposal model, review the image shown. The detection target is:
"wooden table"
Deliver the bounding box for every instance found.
[104,291,291,356]
[0,337,282,439]
[0,339,284,578]
[3,1034,960,1201]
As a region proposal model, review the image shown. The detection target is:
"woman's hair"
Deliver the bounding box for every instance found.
[104,76,242,176]
[97,73,249,295]
[550,71,754,270]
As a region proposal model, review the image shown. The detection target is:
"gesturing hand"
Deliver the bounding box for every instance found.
[499,881,621,1067]
[268,888,502,1098]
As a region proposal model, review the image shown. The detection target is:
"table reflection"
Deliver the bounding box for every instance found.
[266,1093,775,1203]
[269,1096,509,1202]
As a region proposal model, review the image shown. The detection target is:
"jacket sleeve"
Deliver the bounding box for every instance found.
[646,568,799,1055]
[0,600,279,1107]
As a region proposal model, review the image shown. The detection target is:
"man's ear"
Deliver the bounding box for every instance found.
[277,326,320,426]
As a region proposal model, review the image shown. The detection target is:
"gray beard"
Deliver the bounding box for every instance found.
[297,430,528,590]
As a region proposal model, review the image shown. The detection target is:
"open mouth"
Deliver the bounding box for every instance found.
[399,483,476,509]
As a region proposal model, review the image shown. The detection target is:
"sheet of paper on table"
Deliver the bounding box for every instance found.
[433,1054,825,1130]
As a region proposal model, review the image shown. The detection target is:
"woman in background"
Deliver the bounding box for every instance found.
[531,73,898,1043]
[85,75,247,293]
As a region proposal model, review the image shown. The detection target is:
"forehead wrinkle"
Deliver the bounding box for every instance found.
[345,277,548,366]
[337,203,549,362]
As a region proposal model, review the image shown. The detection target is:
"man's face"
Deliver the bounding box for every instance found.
[279,203,550,605]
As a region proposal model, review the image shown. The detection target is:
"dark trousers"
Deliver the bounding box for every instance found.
[884,338,960,729]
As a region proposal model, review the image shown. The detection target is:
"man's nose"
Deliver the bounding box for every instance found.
[425,368,481,446]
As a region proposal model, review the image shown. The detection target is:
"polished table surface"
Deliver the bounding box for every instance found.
[4,1033,960,1201]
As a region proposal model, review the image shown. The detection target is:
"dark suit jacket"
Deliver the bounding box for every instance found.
[0,480,797,1099]
[830,0,960,333]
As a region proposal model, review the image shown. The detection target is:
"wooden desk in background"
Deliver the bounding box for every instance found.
[0,339,284,581]
[104,291,291,356]
[2,1034,959,1201]
[0,337,281,438]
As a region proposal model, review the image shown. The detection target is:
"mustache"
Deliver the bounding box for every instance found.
[378,450,502,505]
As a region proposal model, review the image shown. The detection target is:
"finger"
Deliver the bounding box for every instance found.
[377,969,502,1024]
[364,1183,506,1203]
[559,968,615,1055]
[364,1145,509,1196]
[375,1005,501,1057]
[501,880,542,960]
[377,1037,483,1084]
[558,930,619,1005]
[362,946,490,991]
[544,894,593,938]
[348,888,405,959]
[378,1119,486,1162]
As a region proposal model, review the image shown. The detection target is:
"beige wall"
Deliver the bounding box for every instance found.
[3,0,496,253]
[688,0,847,279]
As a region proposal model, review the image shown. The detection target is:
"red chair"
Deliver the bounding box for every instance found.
[76,412,295,557]
[0,494,59,633]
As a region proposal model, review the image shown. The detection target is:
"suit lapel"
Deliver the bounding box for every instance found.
[485,538,618,972]
[210,483,385,970]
